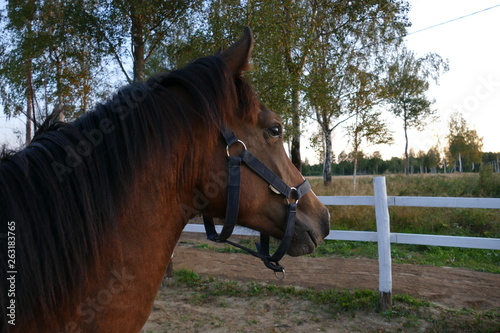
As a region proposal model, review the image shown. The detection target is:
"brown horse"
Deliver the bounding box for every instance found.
[0,27,329,332]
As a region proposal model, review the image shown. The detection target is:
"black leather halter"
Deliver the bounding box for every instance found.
[203,127,312,278]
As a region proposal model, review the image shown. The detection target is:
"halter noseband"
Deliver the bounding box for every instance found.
[203,127,312,278]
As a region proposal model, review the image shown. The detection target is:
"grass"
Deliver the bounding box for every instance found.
[310,240,500,274]
[170,269,384,312]
[311,173,500,238]
[312,172,500,198]
[306,173,500,273]
[167,174,499,331]
[168,269,500,332]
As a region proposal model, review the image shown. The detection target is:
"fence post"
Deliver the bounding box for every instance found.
[373,177,392,311]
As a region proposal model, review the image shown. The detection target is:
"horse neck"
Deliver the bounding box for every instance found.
[53,143,207,332]
[86,141,211,331]
[10,107,215,333]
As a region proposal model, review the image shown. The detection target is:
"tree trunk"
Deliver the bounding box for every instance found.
[290,87,301,171]
[458,152,462,173]
[55,54,65,122]
[323,129,333,185]
[25,59,34,144]
[131,10,145,82]
[353,152,358,194]
[404,120,409,176]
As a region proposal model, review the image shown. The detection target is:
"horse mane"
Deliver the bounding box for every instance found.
[0,55,259,330]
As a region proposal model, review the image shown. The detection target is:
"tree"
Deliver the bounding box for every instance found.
[1,0,199,145]
[346,70,393,190]
[0,0,38,142]
[160,0,406,178]
[416,150,426,173]
[368,151,383,174]
[247,0,320,171]
[304,0,409,184]
[383,48,448,175]
[424,146,441,173]
[0,0,112,142]
[446,112,483,172]
[86,0,199,83]
[482,152,500,173]
[168,0,315,171]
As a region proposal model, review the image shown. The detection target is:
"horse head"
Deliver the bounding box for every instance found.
[199,28,330,258]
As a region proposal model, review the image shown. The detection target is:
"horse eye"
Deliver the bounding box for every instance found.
[268,125,282,138]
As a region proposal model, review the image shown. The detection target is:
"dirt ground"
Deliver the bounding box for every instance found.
[141,232,500,332]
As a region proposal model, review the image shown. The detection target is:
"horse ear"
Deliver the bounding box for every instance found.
[221,27,253,75]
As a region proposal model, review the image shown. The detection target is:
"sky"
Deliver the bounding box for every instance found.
[302,0,500,163]
[1,0,500,162]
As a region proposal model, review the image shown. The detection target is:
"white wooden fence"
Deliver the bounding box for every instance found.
[183,176,500,309]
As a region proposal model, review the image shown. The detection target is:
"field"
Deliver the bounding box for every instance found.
[311,173,500,274]
[316,174,500,238]
[143,173,499,332]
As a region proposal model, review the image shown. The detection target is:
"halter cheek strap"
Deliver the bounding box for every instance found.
[203,128,312,277]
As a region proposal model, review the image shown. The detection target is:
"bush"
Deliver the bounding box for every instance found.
[478,163,500,197]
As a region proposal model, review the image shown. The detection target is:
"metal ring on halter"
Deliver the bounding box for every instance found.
[274,270,285,280]
[287,187,299,204]
[226,140,247,157]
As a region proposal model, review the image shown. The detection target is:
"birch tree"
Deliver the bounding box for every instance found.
[446,112,483,172]
[383,48,448,175]
[305,0,408,184]
[87,0,200,83]
[0,0,106,141]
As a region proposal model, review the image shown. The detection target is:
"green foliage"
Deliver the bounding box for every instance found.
[0,0,199,138]
[172,268,380,311]
[427,308,500,333]
[303,175,500,273]
[382,48,449,174]
[303,152,500,177]
[446,111,484,172]
[383,49,449,128]
[310,241,500,274]
[309,173,500,198]
[479,163,500,197]
[0,0,113,129]
[303,0,409,182]
[173,269,203,287]
[168,269,499,330]
[92,0,201,83]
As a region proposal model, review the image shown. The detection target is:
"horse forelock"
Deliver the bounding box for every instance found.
[0,53,259,331]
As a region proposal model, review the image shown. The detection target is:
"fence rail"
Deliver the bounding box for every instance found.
[318,194,500,250]
[185,193,500,250]
[319,195,500,209]
[183,176,500,309]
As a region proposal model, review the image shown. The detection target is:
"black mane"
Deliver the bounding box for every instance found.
[0,55,257,330]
